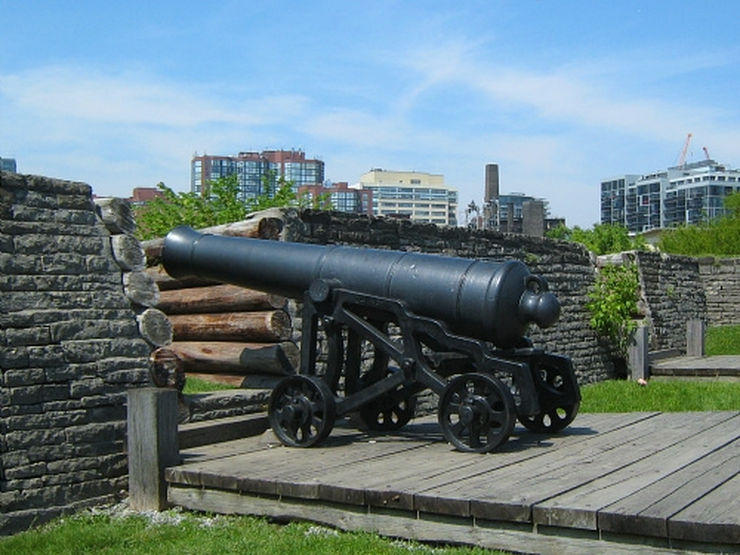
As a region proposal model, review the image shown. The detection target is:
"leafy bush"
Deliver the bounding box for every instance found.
[659,191,740,256]
[586,263,640,356]
[547,223,646,254]
[135,173,305,241]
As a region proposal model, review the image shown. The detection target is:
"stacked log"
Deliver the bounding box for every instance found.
[146,209,297,391]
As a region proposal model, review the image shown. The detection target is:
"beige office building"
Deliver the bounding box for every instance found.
[358,169,458,226]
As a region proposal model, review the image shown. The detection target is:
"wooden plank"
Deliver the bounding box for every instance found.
[178,413,270,449]
[169,423,435,504]
[411,413,667,520]
[167,485,685,555]
[532,413,739,532]
[423,412,728,523]
[668,472,740,545]
[408,413,661,516]
[598,439,740,538]
[277,413,659,516]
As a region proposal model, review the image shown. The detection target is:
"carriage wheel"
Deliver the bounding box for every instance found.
[518,363,580,433]
[268,375,336,447]
[438,373,515,453]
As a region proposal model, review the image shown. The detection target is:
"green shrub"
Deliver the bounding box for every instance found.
[586,263,640,356]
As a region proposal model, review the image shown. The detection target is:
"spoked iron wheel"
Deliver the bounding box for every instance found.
[517,364,580,433]
[268,375,336,447]
[438,373,515,453]
[359,386,416,431]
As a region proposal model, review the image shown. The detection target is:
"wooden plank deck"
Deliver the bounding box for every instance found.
[166,411,739,554]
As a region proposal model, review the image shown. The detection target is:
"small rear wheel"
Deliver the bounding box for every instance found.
[438,373,515,453]
[359,390,416,431]
[518,402,580,433]
[268,375,336,447]
[518,362,580,433]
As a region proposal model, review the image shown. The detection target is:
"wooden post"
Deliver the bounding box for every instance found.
[127,388,179,511]
[687,319,705,357]
[628,325,649,381]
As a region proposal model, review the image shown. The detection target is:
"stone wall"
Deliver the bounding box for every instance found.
[282,210,617,385]
[634,252,707,352]
[698,257,740,326]
[0,172,152,535]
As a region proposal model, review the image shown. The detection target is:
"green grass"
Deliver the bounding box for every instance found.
[182,377,238,395]
[0,509,502,555]
[706,324,740,356]
[580,379,740,413]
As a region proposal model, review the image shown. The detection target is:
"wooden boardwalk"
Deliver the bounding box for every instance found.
[651,355,740,379]
[166,411,739,554]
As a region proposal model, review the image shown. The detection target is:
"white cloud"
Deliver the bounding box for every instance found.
[0,66,309,127]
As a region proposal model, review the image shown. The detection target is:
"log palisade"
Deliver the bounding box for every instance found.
[145,209,297,391]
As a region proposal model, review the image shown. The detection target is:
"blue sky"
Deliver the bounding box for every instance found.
[2,1,739,227]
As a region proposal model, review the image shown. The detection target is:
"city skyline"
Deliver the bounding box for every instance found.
[2,1,739,228]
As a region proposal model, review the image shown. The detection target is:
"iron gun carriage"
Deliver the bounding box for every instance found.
[163,226,580,453]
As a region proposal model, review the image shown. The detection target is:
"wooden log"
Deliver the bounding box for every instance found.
[168,311,291,342]
[111,234,146,271]
[137,308,174,347]
[123,270,160,307]
[158,284,286,314]
[169,341,298,375]
[149,347,186,391]
[142,208,285,265]
[146,264,217,291]
[94,197,136,235]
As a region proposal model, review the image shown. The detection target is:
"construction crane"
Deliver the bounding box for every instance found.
[678,133,692,167]
[703,146,711,161]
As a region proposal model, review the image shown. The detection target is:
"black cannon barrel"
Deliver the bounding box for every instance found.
[162,226,560,348]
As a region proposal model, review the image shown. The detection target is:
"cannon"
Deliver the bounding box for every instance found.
[163,226,580,453]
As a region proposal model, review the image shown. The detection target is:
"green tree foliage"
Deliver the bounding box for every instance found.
[586,263,640,356]
[546,223,645,254]
[658,192,740,256]
[248,172,298,212]
[135,173,306,240]
[135,175,247,240]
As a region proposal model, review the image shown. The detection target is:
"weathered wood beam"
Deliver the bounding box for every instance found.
[158,284,286,314]
[168,311,291,342]
[169,340,298,375]
[127,388,179,511]
[142,208,285,265]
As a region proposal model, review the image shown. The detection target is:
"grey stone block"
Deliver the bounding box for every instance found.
[4,368,46,387]
[9,384,69,405]
[4,428,67,450]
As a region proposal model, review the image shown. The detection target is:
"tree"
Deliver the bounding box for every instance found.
[135,173,302,240]
[135,174,248,240]
[546,223,645,255]
[658,192,740,256]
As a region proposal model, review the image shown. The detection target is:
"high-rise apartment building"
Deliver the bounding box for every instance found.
[298,182,373,215]
[357,169,457,226]
[191,150,324,201]
[1,157,17,173]
[601,160,740,233]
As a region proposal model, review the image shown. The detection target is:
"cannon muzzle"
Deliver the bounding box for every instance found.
[162,226,560,348]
